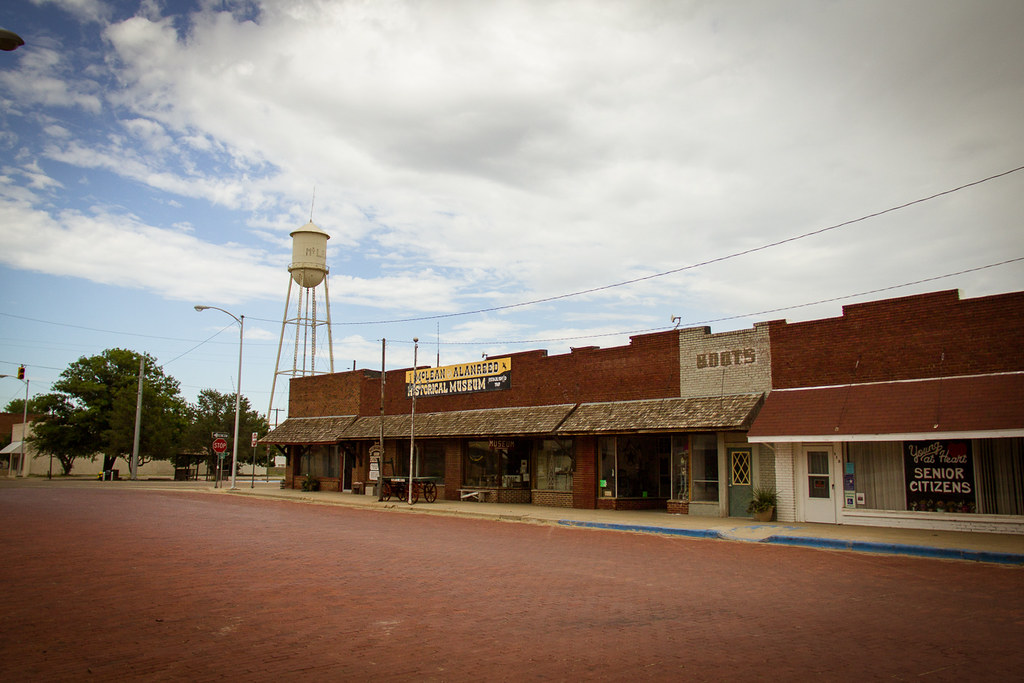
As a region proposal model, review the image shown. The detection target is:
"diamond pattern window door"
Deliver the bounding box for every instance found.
[731,450,751,486]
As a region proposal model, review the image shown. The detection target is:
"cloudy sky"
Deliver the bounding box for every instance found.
[1,0,1022,421]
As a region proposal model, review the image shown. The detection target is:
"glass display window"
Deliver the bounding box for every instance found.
[534,439,573,491]
[689,433,719,502]
[464,439,530,488]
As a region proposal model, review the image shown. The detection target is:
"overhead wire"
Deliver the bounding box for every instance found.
[380,257,1024,346]
[312,163,1024,327]
[1,164,1021,353]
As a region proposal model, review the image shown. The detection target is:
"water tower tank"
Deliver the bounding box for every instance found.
[289,220,330,287]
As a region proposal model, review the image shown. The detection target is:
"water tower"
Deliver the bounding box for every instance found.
[268,220,335,423]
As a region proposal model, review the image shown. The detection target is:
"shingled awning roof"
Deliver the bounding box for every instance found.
[263,395,765,444]
[260,416,357,445]
[558,394,764,433]
[263,405,577,444]
[342,404,578,439]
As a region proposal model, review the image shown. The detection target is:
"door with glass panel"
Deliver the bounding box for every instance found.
[728,448,753,517]
[803,446,837,523]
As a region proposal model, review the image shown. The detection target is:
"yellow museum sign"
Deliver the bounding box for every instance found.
[405,357,512,397]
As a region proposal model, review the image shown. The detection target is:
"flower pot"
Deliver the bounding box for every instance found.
[752,507,774,522]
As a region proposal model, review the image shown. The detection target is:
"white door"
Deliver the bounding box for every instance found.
[803,446,837,523]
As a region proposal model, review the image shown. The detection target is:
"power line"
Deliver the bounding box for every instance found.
[1,165,1021,346]
[381,257,1024,346]
[318,163,1024,327]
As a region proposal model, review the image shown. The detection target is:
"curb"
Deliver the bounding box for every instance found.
[557,520,1024,565]
[761,535,1024,565]
[558,519,724,540]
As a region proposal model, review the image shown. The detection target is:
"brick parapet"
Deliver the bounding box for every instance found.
[288,330,681,419]
[767,290,1024,389]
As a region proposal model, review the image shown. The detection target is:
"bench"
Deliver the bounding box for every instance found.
[459,488,490,502]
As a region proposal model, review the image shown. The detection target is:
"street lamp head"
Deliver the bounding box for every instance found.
[194,305,209,312]
[0,28,25,52]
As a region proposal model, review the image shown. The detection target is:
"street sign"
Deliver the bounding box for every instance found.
[212,438,228,453]
[212,432,230,439]
[251,432,258,448]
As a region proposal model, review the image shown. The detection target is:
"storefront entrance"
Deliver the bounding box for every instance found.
[803,446,837,523]
[728,447,753,517]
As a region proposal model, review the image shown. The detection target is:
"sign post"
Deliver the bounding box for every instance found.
[212,437,228,488]
[251,432,258,488]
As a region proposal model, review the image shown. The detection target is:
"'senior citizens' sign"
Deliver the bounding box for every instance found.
[405,357,512,397]
[903,440,976,512]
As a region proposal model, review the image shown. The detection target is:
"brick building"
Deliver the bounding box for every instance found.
[263,288,1024,531]
[263,326,771,514]
[748,290,1024,534]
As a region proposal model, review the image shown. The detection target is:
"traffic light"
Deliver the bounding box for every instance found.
[17,365,24,380]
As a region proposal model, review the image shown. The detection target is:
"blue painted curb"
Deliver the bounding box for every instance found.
[557,520,1024,565]
[558,519,723,540]
[762,535,1024,565]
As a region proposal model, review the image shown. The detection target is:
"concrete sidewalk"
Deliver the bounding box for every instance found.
[217,480,1024,565]
[7,477,1024,564]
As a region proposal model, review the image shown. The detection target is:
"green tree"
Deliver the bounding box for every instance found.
[24,393,93,475]
[4,395,51,415]
[185,389,269,472]
[32,349,187,473]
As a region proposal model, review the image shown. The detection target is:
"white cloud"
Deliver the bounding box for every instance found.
[31,0,112,24]
[5,0,1024,348]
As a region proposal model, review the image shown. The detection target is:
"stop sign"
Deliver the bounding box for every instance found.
[212,438,228,453]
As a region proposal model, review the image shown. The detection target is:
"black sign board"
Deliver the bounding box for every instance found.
[903,440,975,512]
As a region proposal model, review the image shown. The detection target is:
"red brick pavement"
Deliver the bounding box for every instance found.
[1,486,1022,681]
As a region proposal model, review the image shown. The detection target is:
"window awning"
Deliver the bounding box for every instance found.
[262,395,765,446]
[557,394,764,434]
[747,373,1024,443]
[260,416,357,445]
[262,405,578,444]
[0,440,24,454]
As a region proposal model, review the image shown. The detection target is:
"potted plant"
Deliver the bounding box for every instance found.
[747,485,778,522]
[301,473,320,492]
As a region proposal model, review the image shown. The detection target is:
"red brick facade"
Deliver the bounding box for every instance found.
[288,330,682,419]
[766,290,1024,389]
[283,332,681,509]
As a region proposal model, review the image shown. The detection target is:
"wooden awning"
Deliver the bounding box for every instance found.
[557,394,764,434]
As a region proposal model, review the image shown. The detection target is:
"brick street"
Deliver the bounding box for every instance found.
[1,486,1022,681]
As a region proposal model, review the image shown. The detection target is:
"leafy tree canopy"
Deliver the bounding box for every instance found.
[31,348,188,472]
[184,389,269,465]
[4,395,51,415]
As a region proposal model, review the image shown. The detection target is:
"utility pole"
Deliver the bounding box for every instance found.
[377,338,386,501]
[409,338,418,505]
[130,357,144,480]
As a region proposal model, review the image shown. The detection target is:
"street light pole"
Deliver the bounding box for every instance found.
[195,305,244,490]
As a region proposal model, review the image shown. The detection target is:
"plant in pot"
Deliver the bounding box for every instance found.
[747,485,778,522]
[301,473,320,492]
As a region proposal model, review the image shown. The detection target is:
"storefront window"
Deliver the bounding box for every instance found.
[847,437,1023,515]
[690,434,718,502]
[598,437,616,498]
[464,439,529,488]
[977,437,1023,515]
[671,435,689,499]
[397,440,445,479]
[303,445,338,478]
[845,442,904,510]
[595,435,672,498]
[534,439,573,491]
